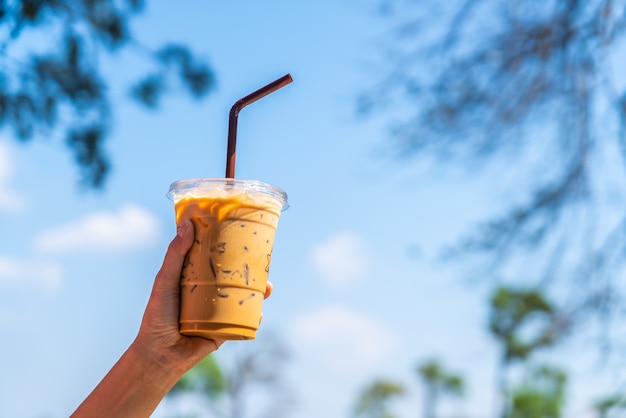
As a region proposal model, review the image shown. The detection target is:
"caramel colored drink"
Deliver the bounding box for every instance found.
[167,178,288,340]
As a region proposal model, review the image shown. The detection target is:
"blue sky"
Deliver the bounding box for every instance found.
[0,1,622,417]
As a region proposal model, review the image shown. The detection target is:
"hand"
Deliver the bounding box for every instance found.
[133,219,273,374]
[72,220,274,417]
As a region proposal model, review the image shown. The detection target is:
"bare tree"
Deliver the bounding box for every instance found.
[165,333,295,418]
[225,334,295,418]
[362,0,626,346]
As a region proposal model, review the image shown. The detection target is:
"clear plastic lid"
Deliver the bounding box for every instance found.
[167,178,289,211]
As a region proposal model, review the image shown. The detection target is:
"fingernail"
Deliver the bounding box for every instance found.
[177,220,191,238]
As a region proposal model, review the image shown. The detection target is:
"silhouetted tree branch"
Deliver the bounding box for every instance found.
[364,0,626,342]
[0,0,215,188]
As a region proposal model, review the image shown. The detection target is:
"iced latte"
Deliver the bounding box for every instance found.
[167,178,288,340]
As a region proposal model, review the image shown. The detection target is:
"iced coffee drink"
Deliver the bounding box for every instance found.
[167,178,288,340]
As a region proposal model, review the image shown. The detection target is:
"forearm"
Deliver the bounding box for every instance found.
[71,341,183,418]
[71,223,224,417]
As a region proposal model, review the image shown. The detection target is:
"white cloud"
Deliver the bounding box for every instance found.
[0,256,63,289]
[291,305,398,372]
[0,141,25,211]
[34,204,160,253]
[310,232,368,287]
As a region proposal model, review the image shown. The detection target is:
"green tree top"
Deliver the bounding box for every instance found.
[353,380,406,418]
[508,365,567,418]
[417,359,464,418]
[489,286,567,363]
[169,354,226,399]
[594,393,626,418]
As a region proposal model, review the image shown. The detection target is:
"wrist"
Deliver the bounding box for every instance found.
[71,338,185,418]
[128,337,187,391]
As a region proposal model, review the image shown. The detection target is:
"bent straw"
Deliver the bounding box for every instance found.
[226,73,293,178]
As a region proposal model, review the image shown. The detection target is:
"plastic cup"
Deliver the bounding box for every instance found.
[167,178,288,340]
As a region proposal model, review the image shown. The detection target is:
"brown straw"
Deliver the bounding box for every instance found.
[226,73,293,178]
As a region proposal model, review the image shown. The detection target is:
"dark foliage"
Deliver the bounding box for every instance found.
[364,0,626,337]
[0,0,215,188]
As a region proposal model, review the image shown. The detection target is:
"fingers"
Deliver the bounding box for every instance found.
[259,281,273,326]
[175,219,195,255]
[153,220,194,292]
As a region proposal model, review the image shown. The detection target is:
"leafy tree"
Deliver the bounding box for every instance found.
[416,359,464,418]
[489,286,567,362]
[352,379,405,418]
[488,286,567,418]
[169,354,226,398]
[166,354,227,418]
[0,0,214,188]
[363,0,626,345]
[508,365,567,418]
